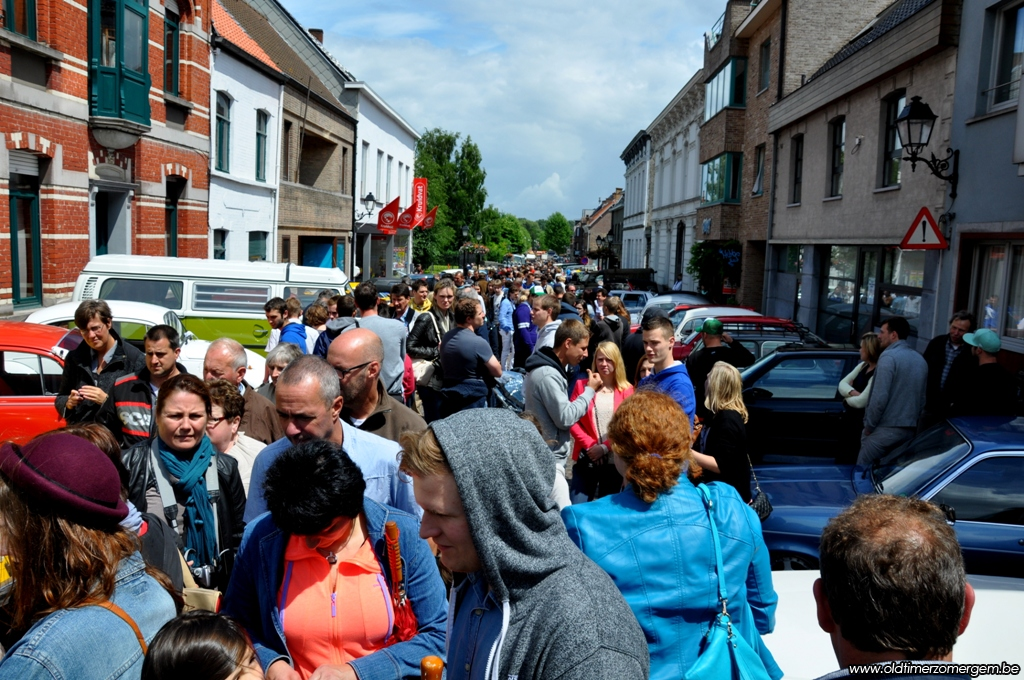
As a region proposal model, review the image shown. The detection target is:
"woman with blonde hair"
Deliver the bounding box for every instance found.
[568,341,634,502]
[837,332,880,462]
[692,361,753,502]
[562,390,781,680]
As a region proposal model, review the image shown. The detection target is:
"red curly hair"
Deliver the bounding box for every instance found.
[607,390,699,503]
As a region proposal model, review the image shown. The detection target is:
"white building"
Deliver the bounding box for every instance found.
[620,131,651,269]
[209,0,285,262]
[338,82,420,278]
[646,70,703,290]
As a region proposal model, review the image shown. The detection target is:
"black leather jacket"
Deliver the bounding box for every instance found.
[407,308,454,361]
[122,438,247,558]
[54,329,145,424]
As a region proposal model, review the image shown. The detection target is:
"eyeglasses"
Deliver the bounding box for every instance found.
[334,361,372,378]
[207,416,226,427]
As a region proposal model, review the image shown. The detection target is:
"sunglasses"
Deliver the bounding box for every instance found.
[334,361,372,378]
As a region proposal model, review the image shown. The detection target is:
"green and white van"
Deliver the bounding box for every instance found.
[73,255,348,352]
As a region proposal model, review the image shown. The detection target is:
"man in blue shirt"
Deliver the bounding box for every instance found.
[243,355,419,523]
[640,314,696,427]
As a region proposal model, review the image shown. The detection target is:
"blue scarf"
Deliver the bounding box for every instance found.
[157,436,217,567]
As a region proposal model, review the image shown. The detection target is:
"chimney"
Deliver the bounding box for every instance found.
[310,28,324,43]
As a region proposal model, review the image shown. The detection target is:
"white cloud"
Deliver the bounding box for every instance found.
[282,0,720,219]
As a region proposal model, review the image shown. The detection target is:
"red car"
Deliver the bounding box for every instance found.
[0,321,83,444]
[673,316,829,361]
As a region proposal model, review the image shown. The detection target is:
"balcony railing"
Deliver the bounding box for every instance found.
[705,11,725,50]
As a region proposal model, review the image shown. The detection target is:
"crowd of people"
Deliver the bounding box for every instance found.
[0,262,994,679]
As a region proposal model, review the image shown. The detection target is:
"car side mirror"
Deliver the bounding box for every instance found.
[940,504,956,525]
[744,386,773,401]
[183,331,197,343]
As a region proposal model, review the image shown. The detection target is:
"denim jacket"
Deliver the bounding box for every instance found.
[222,499,447,680]
[562,481,782,680]
[0,552,176,680]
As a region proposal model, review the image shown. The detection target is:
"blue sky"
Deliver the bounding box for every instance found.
[281,0,720,220]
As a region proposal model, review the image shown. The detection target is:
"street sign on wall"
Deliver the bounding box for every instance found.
[900,207,948,250]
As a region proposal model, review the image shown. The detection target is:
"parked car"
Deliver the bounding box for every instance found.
[27,300,265,379]
[667,306,762,358]
[408,273,436,291]
[741,347,862,462]
[676,316,830,361]
[756,416,1024,578]
[642,292,712,316]
[577,268,661,292]
[0,321,83,444]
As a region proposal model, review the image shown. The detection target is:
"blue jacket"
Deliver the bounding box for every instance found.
[640,362,697,426]
[0,553,176,679]
[279,321,309,353]
[562,482,782,680]
[496,296,514,333]
[223,499,447,680]
[512,302,536,355]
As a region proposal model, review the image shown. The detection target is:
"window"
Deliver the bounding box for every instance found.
[969,241,1024,340]
[829,117,845,197]
[90,0,151,124]
[341,147,348,194]
[98,278,184,309]
[213,229,227,260]
[989,2,1023,109]
[932,457,1024,525]
[881,91,906,187]
[282,121,292,181]
[704,58,747,121]
[758,39,771,92]
[700,153,742,205]
[790,135,803,204]
[194,283,269,313]
[215,92,231,172]
[281,236,291,263]
[376,149,384,198]
[360,141,369,198]
[248,231,268,261]
[752,144,766,195]
[9,171,41,307]
[165,177,185,257]
[163,8,180,96]
[751,357,847,400]
[0,351,63,396]
[255,110,268,182]
[5,0,37,38]
[386,155,393,201]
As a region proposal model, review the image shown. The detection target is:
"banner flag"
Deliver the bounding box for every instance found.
[377,196,401,234]
[397,201,420,229]
[412,178,428,225]
[420,206,438,230]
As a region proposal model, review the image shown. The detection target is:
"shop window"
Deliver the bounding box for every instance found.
[988,1,1024,110]
[758,39,771,92]
[163,8,180,96]
[4,0,37,38]
[213,229,227,260]
[829,117,845,197]
[704,58,747,121]
[700,153,742,205]
[790,135,803,204]
[752,144,765,196]
[969,242,1024,341]
[90,0,150,124]
[881,91,906,188]
[215,92,231,172]
[255,110,268,182]
[248,231,268,261]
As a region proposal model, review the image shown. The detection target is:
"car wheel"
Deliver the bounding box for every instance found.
[770,552,819,571]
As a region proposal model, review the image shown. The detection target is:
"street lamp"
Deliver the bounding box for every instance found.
[354,192,377,220]
[596,236,606,269]
[475,230,483,241]
[894,95,959,199]
[462,225,469,239]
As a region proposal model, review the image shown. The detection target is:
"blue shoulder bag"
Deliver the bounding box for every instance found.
[687,484,774,680]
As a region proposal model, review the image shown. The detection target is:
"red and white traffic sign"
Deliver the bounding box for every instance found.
[900,206,948,250]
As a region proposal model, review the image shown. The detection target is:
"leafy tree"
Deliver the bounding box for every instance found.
[519,219,543,250]
[479,208,531,261]
[541,212,573,254]
[412,128,488,266]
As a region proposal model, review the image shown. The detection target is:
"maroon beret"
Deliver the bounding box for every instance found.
[0,433,128,525]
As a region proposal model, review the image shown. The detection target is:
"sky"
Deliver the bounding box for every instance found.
[280,0,721,221]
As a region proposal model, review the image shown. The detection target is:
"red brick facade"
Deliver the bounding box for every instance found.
[1,0,211,314]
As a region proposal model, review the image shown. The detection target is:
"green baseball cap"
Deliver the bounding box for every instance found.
[696,317,724,335]
[963,328,1000,353]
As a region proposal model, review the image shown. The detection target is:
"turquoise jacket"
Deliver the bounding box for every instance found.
[562,480,783,680]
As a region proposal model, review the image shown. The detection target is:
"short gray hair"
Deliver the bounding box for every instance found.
[266,342,304,368]
[209,338,247,370]
[278,355,340,407]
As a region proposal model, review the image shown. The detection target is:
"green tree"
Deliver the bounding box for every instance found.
[479,207,531,261]
[541,212,573,254]
[412,128,488,266]
[519,218,543,249]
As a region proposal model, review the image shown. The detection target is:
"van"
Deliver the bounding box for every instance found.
[73,255,348,351]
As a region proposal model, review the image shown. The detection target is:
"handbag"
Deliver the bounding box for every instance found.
[745,452,773,522]
[687,484,773,680]
[413,313,441,387]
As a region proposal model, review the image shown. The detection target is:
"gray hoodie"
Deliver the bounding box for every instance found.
[431,410,650,680]
[532,319,561,354]
[523,347,594,466]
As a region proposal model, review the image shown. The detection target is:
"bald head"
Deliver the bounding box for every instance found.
[329,328,385,366]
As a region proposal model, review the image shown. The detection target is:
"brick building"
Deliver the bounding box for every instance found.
[695,0,894,307]
[572,188,623,267]
[1,0,211,314]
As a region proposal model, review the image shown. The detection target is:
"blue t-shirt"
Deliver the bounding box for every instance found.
[446,572,504,680]
[440,327,494,385]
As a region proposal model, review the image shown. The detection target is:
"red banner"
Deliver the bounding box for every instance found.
[412,178,428,225]
[397,201,420,230]
[377,196,401,234]
[420,206,437,230]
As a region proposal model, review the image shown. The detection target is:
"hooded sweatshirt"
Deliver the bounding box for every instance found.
[532,319,562,354]
[523,347,594,466]
[431,410,650,680]
[312,317,361,358]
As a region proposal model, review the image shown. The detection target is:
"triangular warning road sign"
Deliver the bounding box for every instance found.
[900,207,948,250]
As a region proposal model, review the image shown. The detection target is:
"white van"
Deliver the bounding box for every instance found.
[73,255,348,351]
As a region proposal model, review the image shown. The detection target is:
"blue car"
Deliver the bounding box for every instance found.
[757,416,1024,577]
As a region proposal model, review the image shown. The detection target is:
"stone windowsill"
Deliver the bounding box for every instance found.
[0,28,63,61]
[164,93,195,111]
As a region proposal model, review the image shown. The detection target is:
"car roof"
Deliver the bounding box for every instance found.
[714,315,796,325]
[948,416,1024,450]
[0,320,80,347]
[26,300,176,324]
[678,306,762,319]
[81,254,348,285]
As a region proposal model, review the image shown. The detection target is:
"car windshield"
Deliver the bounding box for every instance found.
[873,423,972,496]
